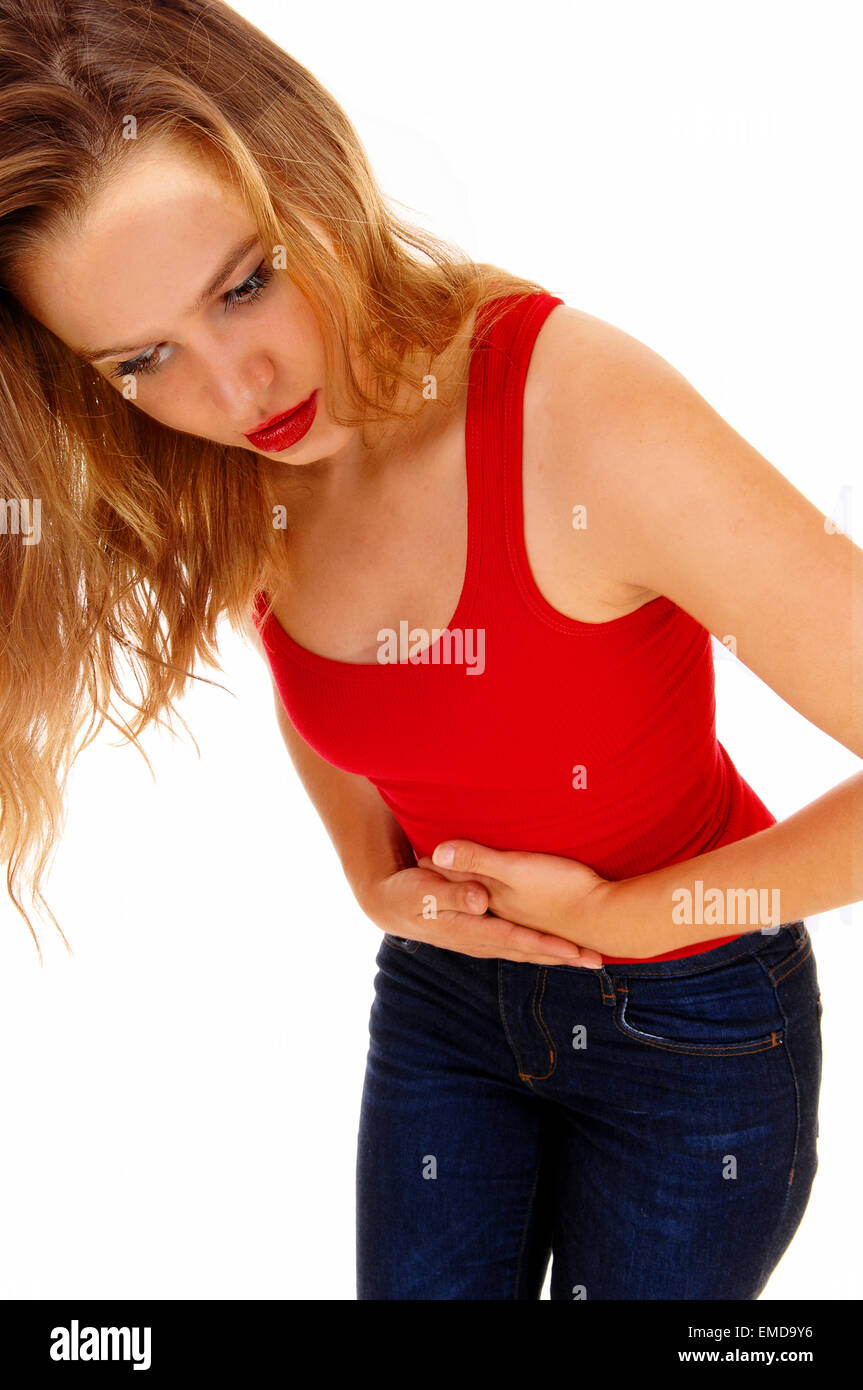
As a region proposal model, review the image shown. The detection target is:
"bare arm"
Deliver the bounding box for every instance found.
[241,613,416,912]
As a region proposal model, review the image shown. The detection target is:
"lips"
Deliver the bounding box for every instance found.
[243,390,318,452]
[249,402,302,432]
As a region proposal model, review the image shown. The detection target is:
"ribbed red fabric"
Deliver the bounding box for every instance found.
[252,292,777,963]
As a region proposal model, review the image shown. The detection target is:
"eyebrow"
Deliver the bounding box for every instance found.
[75,232,262,364]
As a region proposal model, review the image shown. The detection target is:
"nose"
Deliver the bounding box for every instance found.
[202,340,275,428]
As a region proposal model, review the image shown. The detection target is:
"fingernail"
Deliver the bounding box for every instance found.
[466,891,484,910]
[433,844,455,866]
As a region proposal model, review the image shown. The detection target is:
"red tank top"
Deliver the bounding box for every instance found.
[252,291,777,963]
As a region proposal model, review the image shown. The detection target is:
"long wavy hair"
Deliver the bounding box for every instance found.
[0,0,550,960]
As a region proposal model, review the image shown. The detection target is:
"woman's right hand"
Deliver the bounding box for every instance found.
[360,865,603,968]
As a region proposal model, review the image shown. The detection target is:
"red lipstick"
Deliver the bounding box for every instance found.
[244,390,318,451]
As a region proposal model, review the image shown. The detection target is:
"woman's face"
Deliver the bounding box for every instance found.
[12,140,360,466]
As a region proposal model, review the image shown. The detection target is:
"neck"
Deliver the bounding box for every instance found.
[261,307,476,514]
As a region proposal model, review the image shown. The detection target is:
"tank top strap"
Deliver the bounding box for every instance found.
[465,290,566,623]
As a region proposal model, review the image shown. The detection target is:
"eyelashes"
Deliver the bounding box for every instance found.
[109,258,276,381]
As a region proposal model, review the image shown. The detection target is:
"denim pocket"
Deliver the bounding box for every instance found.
[383,933,422,954]
[611,949,787,1056]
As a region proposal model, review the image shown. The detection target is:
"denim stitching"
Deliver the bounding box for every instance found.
[383,933,421,954]
[523,968,557,1082]
[602,924,805,986]
[749,969,802,1293]
[767,938,812,987]
[497,962,530,1085]
[613,985,785,1056]
[598,969,616,1005]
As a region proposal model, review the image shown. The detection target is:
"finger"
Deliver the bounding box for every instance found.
[435,927,603,968]
[493,917,600,960]
[408,884,489,928]
[431,841,514,879]
[447,948,595,966]
[416,856,494,887]
[412,880,489,917]
[492,923,604,968]
[508,953,603,967]
[444,912,602,967]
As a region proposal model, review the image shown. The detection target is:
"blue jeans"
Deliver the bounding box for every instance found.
[356,919,822,1299]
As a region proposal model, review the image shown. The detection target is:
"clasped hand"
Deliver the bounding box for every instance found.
[367,839,622,967]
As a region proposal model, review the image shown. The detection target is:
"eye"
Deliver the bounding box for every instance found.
[110,345,163,380]
[109,258,276,381]
[222,259,274,310]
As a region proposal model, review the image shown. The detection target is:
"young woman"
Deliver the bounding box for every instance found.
[0,0,857,1299]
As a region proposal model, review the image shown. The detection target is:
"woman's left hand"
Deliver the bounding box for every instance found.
[416,840,622,958]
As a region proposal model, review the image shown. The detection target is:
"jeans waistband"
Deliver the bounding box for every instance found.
[594,918,808,980]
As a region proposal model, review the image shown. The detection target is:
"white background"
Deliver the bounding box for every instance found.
[0,0,859,1299]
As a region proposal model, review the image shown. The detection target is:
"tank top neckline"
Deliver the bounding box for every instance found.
[252,302,490,675]
[253,291,676,673]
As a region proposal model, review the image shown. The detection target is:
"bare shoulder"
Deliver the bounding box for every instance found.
[532,301,690,406]
[526,302,703,593]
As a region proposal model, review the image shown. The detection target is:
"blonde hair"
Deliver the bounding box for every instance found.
[0,0,550,960]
